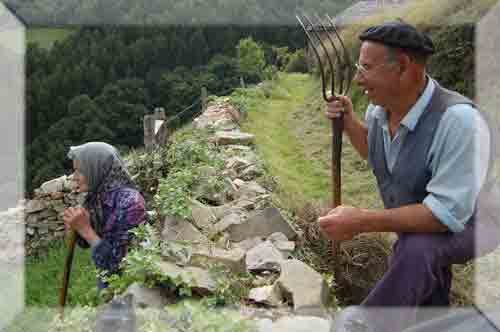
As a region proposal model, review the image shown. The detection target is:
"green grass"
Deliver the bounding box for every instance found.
[4,241,101,332]
[25,240,101,307]
[27,28,74,49]
[241,73,382,211]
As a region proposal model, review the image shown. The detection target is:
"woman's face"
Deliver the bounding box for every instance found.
[73,160,89,192]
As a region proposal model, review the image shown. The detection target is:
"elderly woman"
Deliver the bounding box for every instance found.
[63,142,146,288]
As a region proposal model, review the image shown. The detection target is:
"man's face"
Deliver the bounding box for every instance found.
[354,41,400,107]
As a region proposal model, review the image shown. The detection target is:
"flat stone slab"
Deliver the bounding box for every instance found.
[246,241,287,272]
[161,216,208,244]
[248,284,283,307]
[189,199,216,230]
[25,199,46,214]
[40,176,66,194]
[156,261,216,295]
[227,207,297,242]
[276,259,329,317]
[215,131,255,146]
[124,282,169,309]
[190,245,247,274]
[233,181,267,200]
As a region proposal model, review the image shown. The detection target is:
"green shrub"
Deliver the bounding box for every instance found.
[236,37,266,83]
[284,49,309,73]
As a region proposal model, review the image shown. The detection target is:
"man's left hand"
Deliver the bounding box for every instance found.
[318,205,366,241]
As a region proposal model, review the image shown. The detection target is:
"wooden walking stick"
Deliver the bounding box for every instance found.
[296,13,354,282]
[59,229,77,318]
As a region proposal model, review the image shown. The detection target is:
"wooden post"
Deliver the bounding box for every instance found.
[154,107,166,120]
[143,115,155,152]
[201,87,208,112]
[156,121,170,147]
[240,77,246,88]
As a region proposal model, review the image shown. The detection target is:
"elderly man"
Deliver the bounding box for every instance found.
[319,22,497,331]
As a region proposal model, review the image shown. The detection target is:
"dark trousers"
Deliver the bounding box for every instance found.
[357,218,500,332]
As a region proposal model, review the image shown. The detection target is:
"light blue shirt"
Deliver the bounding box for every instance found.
[365,78,490,232]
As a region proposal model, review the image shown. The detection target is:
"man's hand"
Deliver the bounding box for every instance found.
[318,205,366,241]
[325,95,355,127]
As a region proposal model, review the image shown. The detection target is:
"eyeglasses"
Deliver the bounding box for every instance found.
[354,61,394,77]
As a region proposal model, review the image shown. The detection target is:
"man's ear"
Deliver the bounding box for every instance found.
[398,53,411,74]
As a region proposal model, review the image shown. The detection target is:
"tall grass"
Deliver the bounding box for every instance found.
[25,239,101,307]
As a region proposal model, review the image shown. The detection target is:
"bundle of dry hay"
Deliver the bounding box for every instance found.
[294,202,394,305]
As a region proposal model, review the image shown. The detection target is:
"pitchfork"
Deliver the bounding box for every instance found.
[296,12,355,283]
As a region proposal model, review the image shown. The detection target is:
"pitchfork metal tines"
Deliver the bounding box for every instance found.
[296,12,355,102]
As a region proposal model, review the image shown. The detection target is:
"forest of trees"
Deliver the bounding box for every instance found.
[6,0,357,26]
[25,26,308,194]
[13,0,358,194]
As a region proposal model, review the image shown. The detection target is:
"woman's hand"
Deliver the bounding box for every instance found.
[63,207,100,245]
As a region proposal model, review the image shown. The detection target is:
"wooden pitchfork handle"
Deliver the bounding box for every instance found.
[331,114,344,283]
[59,229,77,317]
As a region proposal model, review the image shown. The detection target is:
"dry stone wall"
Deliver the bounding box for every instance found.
[23,175,86,255]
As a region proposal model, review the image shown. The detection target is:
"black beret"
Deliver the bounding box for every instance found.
[359,21,435,55]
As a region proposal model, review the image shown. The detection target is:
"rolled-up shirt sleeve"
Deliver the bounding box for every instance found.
[92,190,146,273]
[423,104,490,232]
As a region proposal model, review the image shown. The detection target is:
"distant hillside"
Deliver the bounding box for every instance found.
[26,28,75,49]
[5,0,358,26]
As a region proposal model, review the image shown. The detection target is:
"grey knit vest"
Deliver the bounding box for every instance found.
[368,82,475,210]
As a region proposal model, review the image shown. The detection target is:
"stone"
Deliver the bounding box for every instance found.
[124,282,169,309]
[38,225,49,235]
[156,261,216,295]
[64,174,77,192]
[161,240,192,265]
[50,192,65,200]
[25,199,46,214]
[267,232,288,243]
[226,207,297,242]
[268,232,295,255]
[274,242,295,255]
[193,175,230,206]
[234,198,257,210]
[241,165,263,181]
[190,199,216,230]
[161,216,208,244]
[40,176,66,194]
[225,145,251,152]
[248,284,283,307]
[233,237,264,252]
[38,209,56,219]
[276,260,329,317]
[246,241,287,272]
[190,245,247,273]
[233,181,267,201]
[226,157,252,171]
[215,131,255,146]
[50,200,66,213]
[210,204,235,220]
[25,213,39,225]
[233,178,246,188]
[211,212,244,234]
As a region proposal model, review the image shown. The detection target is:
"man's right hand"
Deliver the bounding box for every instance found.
[325,95,355,128]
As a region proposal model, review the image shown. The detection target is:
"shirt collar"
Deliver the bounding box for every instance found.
[372,77,435,131]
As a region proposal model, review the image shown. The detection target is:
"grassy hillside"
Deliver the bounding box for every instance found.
[237,0,500,307]
[240,74,381,212]
[26,28,74,49]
